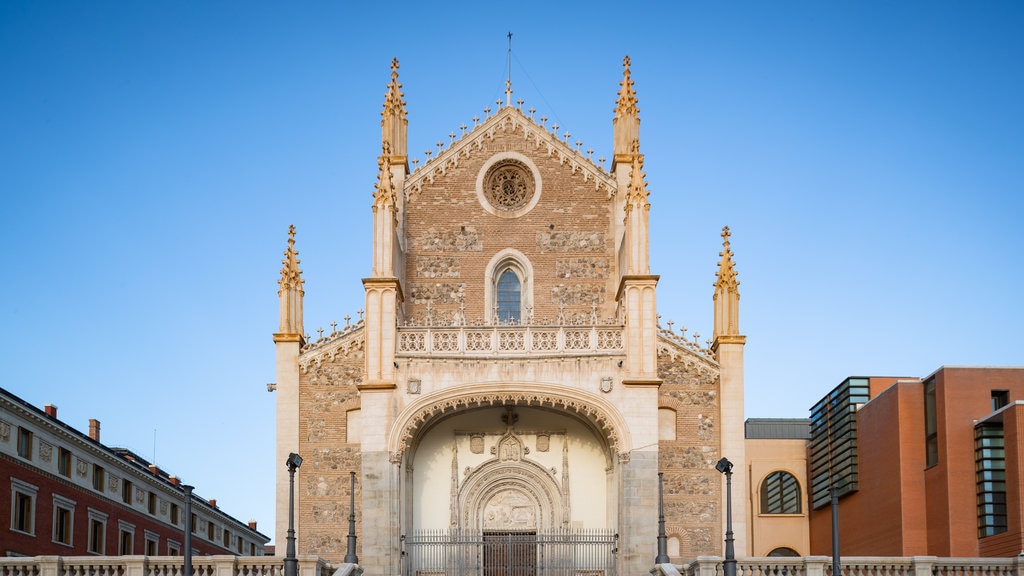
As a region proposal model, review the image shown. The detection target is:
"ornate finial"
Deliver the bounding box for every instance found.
[374,143,396,208]
[505,32,514,107]
[624,139,649,211]
[613,55,641,166]
[381,58,408,161]
[279,224,303,292]
[715,226,738,289]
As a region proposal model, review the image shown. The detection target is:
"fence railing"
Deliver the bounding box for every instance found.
[402,529,618,576]
[397,326,624,356]
[653,556,1024,576]
[0,556,347,576]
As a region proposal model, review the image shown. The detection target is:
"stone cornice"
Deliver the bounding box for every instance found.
[361,276,404,302]
[273,333,302,344]
[615,274,660,301]
[711,334,747,353]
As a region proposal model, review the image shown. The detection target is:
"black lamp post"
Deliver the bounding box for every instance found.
[715,457,736,576]
[183,484,194,576]
[655,472,669,564]
[344,471,359,564]
[285,453,303,576]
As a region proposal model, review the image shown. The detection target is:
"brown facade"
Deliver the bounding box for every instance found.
[809,367,1024,557]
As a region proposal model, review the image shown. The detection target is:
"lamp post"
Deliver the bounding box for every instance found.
[182,485,194,576]
[285,453,303,576]
[655,472,669,564]
[344,471,359,564]
[715,457,736,576]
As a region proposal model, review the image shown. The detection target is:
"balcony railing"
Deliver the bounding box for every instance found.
[397,325,624,356]
[0,556,356,576]
[654,556,1024,576]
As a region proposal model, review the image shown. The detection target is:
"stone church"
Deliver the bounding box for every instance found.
[272,57,747,575]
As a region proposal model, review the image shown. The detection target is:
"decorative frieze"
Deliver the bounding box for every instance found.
[555,257,609,278]
[416,229,482,252]
[537,231,606,253]
[416,256,461,278]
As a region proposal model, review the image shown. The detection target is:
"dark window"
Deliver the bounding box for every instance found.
[146,538,158,556]
[17,427,33,460]
[93,465,106,492]
[223,529,230,547]
[122,480,133,505]
[58,447,72,477]
[119,529,133,555]
[171,503,179,525]
[191,513,197,534]
[207,520,215,540]
[760,471,802,514]
[13,491,34,533]
[992,390,1009,411]
[496,269,521,324]
[924,378,938,467]
[54,505,73,545]
[89,518,105,554]
[148,492,157,515]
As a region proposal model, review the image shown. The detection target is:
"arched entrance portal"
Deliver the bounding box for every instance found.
[399,400,620,576]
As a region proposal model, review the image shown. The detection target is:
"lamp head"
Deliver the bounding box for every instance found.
[286,452,303,471]
[715,457,733,474]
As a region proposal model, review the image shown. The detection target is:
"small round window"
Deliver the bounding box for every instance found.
[475,153,542,218]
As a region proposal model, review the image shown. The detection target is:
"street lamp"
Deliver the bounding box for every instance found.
[655,472,669,564]
[715,457,736,576]
[285,453,303,576]
[344,471,359,564]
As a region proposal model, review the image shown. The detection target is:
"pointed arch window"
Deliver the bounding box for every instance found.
[485,250,533,326]
[496,269,522,324]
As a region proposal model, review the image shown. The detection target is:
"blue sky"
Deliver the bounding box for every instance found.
[2,2,1021,543]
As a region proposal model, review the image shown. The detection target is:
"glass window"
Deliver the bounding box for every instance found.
[58,447,72,477]
[992,390,1009,411]
[11,480,37,535]
[496,269,521,324]
[171,503,179,525]
[148,492,157,515]
[17,427,33,460]
[976,423,1007,537]
[119,528,134,555]
[122,480,133,505]
[924,378,938,467]
[207,520,215,540]
[93,465,106,492]
[760,471,802,514]
[87,509,109,554]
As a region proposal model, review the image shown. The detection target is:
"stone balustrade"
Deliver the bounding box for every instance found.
[653,556,1024,576]
[396,324,624,356]
[0,556,356,576]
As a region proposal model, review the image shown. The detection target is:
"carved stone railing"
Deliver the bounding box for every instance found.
[652,556,1024,576]
[0,556,356,576]
[396,324,625,356]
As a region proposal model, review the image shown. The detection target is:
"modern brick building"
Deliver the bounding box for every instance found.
[1,387,269,557]
[808,367,1024,557]
[271,57,749,575]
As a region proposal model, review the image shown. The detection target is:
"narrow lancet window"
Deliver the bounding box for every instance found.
[496,269,521,324]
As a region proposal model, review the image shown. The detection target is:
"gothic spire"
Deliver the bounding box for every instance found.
[381,57,408,165]
[613,55,640,167]
[713,226,741,340]
[622,139,651,275]
[371,144,398,277]
[277,224,304,336]
[624,139,649,210]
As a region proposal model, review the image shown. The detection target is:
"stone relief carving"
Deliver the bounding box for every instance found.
[483,489,536,530]
[0,420,10,442]
[39,441,52,462]
[408,379,421,394]
[536,433,550,452]
[109,475,119,492]
[77,460,88,478]
[136,488,146,504]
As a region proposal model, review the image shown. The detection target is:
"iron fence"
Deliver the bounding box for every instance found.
[402,529,618,576]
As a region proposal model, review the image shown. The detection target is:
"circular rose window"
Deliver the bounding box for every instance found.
[476,153,542,218]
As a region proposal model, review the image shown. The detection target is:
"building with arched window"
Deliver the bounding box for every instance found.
[271,57,749,575]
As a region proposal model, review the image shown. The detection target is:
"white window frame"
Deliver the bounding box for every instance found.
[144,530,160,556]
[87,507,109,554]
[52,493,76,546]
[167,538,181,556]
[10,478,38,535]
[118,519,135,554]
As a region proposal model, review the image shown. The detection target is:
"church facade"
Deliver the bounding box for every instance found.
[272,57,747,575]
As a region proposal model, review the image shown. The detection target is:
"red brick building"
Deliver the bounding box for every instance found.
[1,387,269,557]
[809,367,1024,557]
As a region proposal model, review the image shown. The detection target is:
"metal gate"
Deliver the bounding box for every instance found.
[402,528,618,576]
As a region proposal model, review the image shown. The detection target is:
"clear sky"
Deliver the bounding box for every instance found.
[2,2,1021,544]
